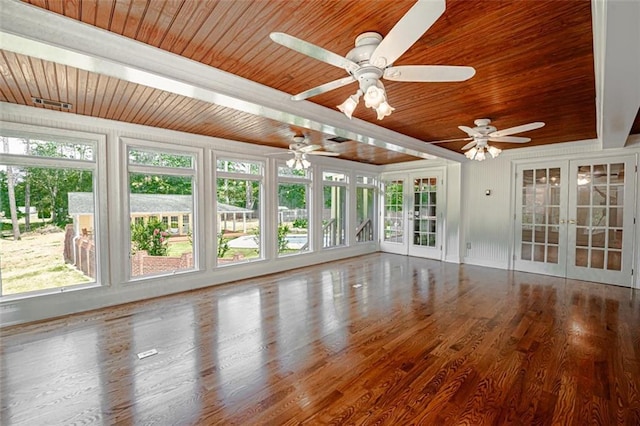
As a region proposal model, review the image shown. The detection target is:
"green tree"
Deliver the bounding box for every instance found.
[278,183,306,209]
[129,150,194,195]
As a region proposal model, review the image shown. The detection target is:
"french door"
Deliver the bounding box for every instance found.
[380,172,443,259]
[514,156,636,286]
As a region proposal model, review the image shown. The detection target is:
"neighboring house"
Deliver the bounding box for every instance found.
[68,192,254,237]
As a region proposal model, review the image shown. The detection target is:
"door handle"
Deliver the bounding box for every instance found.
[560,219,566,224]
[569,219,576,224]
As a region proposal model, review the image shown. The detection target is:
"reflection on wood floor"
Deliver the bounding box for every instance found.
[1,253,639,425]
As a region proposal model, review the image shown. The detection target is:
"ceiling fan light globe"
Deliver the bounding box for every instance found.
[465,147,478,160]
[301,159,311,169]
[364,85,385,109]
[376,101,395,120]
[487,145,502,158]
[475,149,486,161]
[337,92,361,119]
[286,158,296,168]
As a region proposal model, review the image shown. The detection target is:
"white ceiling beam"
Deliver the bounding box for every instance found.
[0,0,465,162]
[593,0,640,149]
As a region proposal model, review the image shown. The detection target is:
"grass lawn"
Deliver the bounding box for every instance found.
[0,231,91,295]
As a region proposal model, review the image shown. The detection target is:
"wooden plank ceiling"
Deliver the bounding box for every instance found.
[1,0,623,165]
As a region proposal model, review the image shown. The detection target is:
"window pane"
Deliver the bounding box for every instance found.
[278,166,309,178]
[1,136,94,161]
[217,159,262,175]
[383,180,403,243]
[1,165,95,295]
[323,184,346,248]
[278,182,309,255]
[129,148,193,168]
[356,186,375,242]
[216,178,261,264]
[323,171,347,182]
[357,175,375,185]
[129,173,194,277]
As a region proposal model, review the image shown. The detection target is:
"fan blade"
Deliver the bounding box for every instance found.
[370,0,446,68]
[299,144,322,153]
[461,140,478,151]
[488,136,531,143]
[426,137,472,144]
[489,122,545,137]
[270,32,359,73]
[308,151,340,157]
[459,126,483,137]
[384,65,475,82]
[291,76,356,101]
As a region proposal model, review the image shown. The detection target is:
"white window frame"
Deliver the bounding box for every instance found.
[355,174,378,244]
[214,154,265,266]
[321,169,349,249]
[122,137,201,281]
[276,161,313,257]
[0,123,107,299]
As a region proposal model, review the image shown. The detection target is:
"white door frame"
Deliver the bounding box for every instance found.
[513,155,637,287]
[380,170,445,260]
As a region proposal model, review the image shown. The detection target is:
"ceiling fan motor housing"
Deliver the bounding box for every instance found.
[347,32,383,66]
[473,119,496,135]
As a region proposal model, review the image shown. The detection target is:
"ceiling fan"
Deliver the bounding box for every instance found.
[432,118,546,161]
[270,0,475,120]
[285,135,340,170]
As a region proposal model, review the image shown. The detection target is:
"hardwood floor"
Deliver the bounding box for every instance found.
[1,253,639,425]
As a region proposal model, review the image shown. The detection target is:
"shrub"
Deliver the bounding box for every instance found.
[277,224,290,252]
[251,224,290,253]
[131,217,170,256]
[292,218,308,229]
[217,231,230,258]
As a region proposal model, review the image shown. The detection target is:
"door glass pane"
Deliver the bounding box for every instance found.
[383,180,404,243]
[610,164,624,184]
[591,229,606,248]
[607,251,622,271]
[609,186,624,206]
[591,207,607,227]
[576,248,588,267]
[591,250,605,269]
[608,229,622,249]
[593,164,607,184]
[547,207,560,224]
[518,167,561,264]
[592,186,607,206]
[412,178,437,247]
[577,185,590,205]
[534,245,545,262]
[608,208,622,227]
[547,246,558,263]
[572,162,626,272]
[576,228,589,247]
